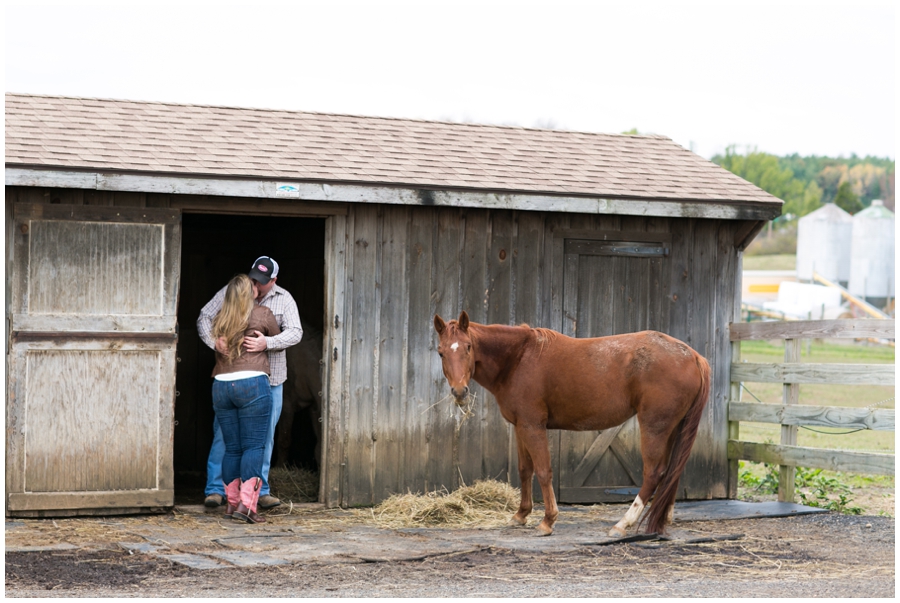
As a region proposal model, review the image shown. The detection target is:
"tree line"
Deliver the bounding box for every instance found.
[710,146,895,218]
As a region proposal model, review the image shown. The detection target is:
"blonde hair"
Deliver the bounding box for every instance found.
[212,274,255,364]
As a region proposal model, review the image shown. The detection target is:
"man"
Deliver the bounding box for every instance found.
[197,256,303,509]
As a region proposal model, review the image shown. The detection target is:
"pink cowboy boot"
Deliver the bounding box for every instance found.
[224,479,241,518]
[233,477,266,524]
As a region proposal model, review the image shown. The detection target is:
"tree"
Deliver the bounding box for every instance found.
[713,145,807,215]
[833,181,863,214]
[794,181,823,216]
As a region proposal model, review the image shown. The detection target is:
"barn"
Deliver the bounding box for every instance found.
[5,93,782,516]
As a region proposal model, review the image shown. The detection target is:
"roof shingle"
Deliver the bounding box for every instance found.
[5,93,780,204]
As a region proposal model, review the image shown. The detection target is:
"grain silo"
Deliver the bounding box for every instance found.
[848,200,895,308]
[796,203,853,285]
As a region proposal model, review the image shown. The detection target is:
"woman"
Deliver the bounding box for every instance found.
[211,274,281,523]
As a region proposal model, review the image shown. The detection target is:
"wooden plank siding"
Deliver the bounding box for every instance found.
[7,186,749,509]
[328,203,746,506]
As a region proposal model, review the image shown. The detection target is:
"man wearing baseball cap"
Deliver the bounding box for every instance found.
[197,256,303,509]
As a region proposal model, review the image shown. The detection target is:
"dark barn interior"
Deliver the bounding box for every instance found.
[173,213,325,502]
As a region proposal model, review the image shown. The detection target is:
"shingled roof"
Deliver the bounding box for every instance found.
[5,93,780,205]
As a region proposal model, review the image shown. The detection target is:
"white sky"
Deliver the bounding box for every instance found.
[4,0,896,160]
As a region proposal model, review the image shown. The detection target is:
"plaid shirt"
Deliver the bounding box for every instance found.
[197,284,303,386]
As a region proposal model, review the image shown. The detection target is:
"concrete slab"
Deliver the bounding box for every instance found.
[117,541,168,554]
[214,527,473,564]
[205,550,292,567]
[157,553,233,570]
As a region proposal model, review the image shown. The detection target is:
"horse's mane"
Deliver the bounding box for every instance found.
[450,320,558,356]
[515,323,558,356]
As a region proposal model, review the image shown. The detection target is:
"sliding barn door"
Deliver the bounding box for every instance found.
[556,233,670,503]
[6,204,181,516]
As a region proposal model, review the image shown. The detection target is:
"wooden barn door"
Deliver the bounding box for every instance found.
[6,204,181,516]
[556,232,670,503]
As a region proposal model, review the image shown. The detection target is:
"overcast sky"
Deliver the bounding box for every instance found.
[5,1,896,160]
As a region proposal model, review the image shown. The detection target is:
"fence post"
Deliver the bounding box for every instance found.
[728,340,742,498]
[779,338,801,502]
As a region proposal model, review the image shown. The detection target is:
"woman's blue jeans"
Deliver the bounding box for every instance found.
[211,375,273,485]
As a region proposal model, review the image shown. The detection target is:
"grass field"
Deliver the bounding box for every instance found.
[735,339,895,453]
[733,338,894,515]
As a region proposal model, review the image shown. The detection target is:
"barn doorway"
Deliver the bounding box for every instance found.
[173,213,326,504]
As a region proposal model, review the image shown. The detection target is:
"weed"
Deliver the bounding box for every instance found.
[738,461,866,515]
[738,461,779,494]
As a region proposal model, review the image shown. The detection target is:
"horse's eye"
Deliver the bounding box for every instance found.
[438,352,443,358]
[466,344,471,352]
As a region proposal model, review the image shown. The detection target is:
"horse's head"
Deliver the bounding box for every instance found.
[433,311,475,404]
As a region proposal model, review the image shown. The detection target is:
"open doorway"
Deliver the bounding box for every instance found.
[173,213,326,504]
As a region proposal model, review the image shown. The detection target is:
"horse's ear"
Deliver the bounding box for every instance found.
[458,311,469,332]
[434,314,446,335]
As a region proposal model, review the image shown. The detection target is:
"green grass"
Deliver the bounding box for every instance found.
[734,340,895,453]
[742,254,797,271]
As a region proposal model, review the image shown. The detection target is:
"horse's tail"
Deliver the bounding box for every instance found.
[643,352,712,534]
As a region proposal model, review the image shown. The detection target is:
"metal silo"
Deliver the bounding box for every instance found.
[796,203,853,285]
[848,200,895,306]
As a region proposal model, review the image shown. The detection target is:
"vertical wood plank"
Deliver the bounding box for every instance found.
[727,247,745,499]
[323,213,348,506]
[709,221,738,498]
[403,207,435,494]
[373,205,409,500]
[666,218,694,345]
[728,340,742,499]
[344,205,378,506]
[779,338,801,502]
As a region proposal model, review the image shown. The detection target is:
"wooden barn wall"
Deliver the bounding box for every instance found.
[6,186,742,509]
[331,204,742,507]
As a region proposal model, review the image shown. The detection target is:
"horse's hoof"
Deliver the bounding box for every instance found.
[536,523,553,536]
[508,516,527,527]
[608,526,626,538]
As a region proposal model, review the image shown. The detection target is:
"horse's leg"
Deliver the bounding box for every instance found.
[509,430,534,527]
[608,426,673,538]
[516,424,558,536]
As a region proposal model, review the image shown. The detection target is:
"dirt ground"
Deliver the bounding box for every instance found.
[5,506,894,597]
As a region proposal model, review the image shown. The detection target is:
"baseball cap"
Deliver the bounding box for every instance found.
[249,256,279,284]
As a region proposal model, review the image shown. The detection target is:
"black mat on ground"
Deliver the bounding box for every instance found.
[672,499,829,521]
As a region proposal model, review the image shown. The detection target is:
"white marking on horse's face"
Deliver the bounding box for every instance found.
[450,342,459,352]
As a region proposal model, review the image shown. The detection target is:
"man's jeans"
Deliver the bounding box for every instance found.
[206,383,283,496]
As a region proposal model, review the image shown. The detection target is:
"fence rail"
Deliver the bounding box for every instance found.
[727,319,895,502]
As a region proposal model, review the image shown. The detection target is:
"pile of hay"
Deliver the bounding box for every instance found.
[370,479,521,529]
[268,466,319,504]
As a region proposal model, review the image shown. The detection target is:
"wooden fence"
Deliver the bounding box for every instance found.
[727,319,895,502]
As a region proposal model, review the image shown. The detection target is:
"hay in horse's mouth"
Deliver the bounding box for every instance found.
[453,392,476,424]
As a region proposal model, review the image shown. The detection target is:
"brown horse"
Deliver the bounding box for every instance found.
[433,311,711,537]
